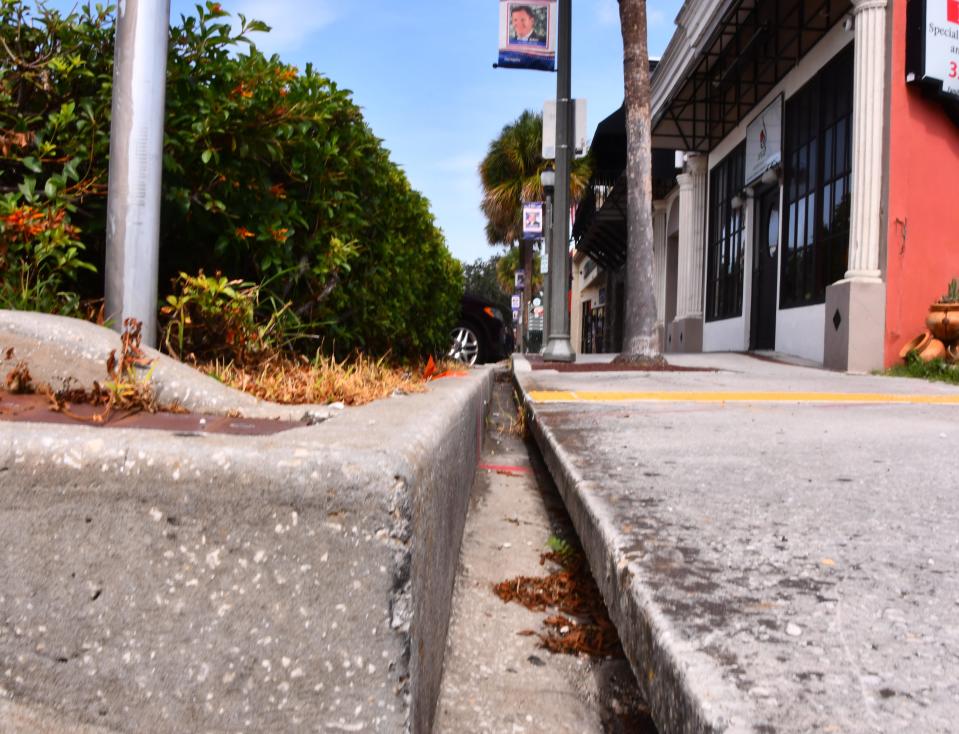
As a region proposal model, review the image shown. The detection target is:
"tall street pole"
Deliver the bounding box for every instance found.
[543,0,575,362]
[104,0,171,347]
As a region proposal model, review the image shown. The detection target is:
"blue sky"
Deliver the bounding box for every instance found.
[42,0,684,264]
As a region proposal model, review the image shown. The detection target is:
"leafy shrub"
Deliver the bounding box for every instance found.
[0,0,461,358]
[160,270,297,365]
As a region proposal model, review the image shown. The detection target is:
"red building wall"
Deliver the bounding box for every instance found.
[885,0,959,366]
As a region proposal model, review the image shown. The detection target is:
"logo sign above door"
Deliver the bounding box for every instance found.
[745,96,783,186]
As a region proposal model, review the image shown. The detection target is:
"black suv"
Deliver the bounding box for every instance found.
[448,294,513,365]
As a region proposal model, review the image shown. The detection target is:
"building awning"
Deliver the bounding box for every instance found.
[652,0,851,152]
[573,175,628,271]
[573,141,677,272]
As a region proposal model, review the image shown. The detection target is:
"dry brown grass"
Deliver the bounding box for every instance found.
[199,352,457,407]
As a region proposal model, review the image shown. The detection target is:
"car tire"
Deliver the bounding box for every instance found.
[448,322,485,366]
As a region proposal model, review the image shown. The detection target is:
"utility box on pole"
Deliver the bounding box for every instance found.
[104,0,171,347]
[542,98,587,160]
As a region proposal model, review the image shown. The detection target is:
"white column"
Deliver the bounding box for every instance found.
[675,154,708,320]
[653,200,668,324]
[844,0,887,281]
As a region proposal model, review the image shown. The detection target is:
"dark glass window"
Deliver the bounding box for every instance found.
[706,144,746,322]
[781,45,853,308]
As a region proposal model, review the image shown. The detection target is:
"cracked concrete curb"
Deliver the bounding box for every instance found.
[0,312,493,733]
[518,392,742,734]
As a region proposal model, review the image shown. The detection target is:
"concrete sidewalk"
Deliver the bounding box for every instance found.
[513,352,959,734]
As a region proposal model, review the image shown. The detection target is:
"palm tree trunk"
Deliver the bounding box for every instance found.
[617,0,661,362]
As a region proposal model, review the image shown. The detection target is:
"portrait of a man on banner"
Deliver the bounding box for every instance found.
[508,4,547,46]
[497,0,556,71]
[522,202,544,238]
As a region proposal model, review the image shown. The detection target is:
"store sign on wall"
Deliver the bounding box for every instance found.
[744,96,783,185]
[907,0,959,98]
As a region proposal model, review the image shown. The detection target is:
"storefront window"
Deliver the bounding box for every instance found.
[706,144,746,322]
[781,45,853,308]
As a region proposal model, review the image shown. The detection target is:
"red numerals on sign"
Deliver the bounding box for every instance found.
[951,61,959,79]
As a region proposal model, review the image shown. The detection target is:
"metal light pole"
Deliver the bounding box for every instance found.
[104,0,171,347]
[543,0,575,362]
[540,164,555,347]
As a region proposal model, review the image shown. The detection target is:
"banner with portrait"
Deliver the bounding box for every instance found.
[522,202,544,238]
[498,0,556,71]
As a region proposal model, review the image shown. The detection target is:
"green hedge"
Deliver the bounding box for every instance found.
[0,0,461,358]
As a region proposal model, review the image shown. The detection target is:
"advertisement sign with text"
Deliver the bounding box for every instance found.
[907,0,959,98]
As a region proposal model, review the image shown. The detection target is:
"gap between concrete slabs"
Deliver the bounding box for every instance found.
[0,356,492,733]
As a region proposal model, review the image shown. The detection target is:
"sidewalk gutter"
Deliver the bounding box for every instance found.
[0,312,492,734]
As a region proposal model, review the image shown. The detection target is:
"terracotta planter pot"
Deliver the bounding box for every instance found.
[925,303,959,342]
[899,331,946,363]
[899,332,933,361]
[919,337,946,362]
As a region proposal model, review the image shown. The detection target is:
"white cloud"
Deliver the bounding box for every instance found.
[231,0,339,53]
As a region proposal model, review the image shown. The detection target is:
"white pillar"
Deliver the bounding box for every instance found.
[844,0,887,282]
[653,200,668,324]
[824,0,888,372]
[675,154,708,320]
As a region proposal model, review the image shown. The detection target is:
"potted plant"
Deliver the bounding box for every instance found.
[926,278,959,342]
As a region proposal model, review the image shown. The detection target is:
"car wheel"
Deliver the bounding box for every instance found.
[448,323,483,366]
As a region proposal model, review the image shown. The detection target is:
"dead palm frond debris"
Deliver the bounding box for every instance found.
[493,543,625,658]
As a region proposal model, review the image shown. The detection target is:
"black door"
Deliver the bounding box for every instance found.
[750,187,780,350]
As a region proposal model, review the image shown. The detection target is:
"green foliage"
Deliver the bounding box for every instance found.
[885,351,959,385]
[496,246,542,296]
[940,278,959,304]
[462,255,511,314]
[0,197,94,314]
[479,109,590,246]
[546,534,575,561]
[0,0,460,358]
[160,270,295,365]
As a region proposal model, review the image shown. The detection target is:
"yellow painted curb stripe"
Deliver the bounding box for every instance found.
[527,390,959,405]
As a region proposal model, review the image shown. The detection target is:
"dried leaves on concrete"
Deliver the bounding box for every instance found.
[201,352,430,407]
[493,548,625,658]
[1,320,185,424]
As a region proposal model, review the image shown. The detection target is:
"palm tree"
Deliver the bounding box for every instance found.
[616,0,664,365]
[480,110,589,349]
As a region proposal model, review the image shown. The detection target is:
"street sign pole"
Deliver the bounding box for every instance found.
[104,0,171,347]
[543,0,575,362]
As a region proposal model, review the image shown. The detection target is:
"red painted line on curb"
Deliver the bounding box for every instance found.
[478,463,533,475]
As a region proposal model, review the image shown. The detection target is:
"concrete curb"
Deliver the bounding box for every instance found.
[0,310,334,421]
[0,312,493,733]
[520,399,744,733]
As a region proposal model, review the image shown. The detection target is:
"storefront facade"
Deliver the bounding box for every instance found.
[649,0,959,369]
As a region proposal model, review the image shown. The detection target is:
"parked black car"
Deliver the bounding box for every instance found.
[448,294,513,365]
